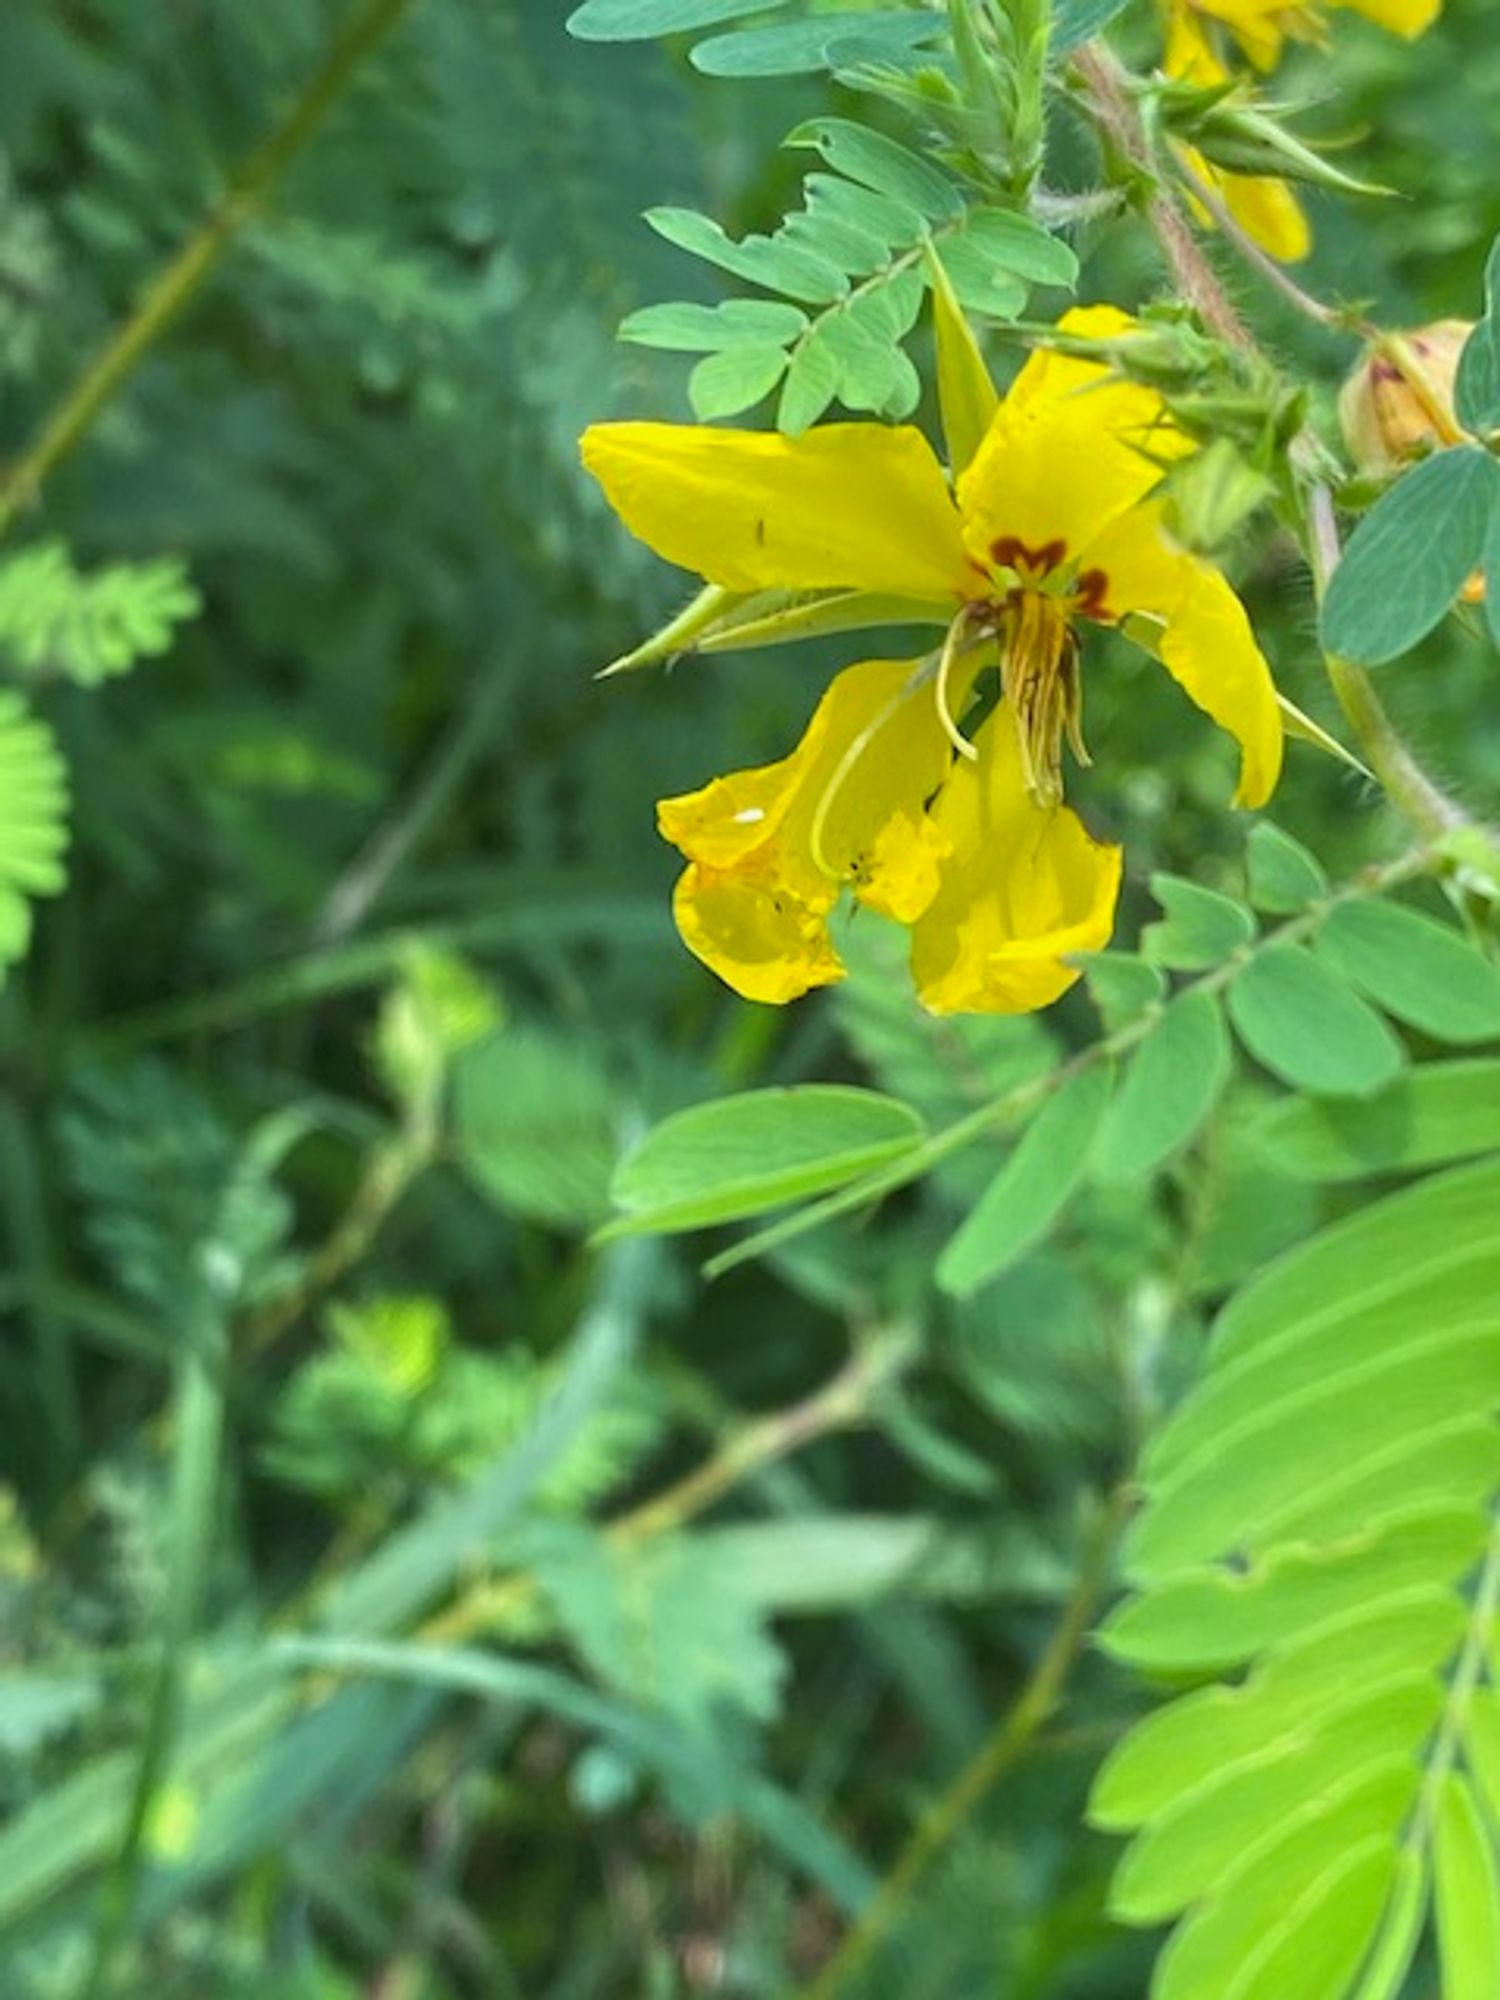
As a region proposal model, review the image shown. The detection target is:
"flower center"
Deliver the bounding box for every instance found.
[979,537,1112,808]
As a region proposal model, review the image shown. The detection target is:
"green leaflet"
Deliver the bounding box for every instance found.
[1316,897,1500,1044]
[1434,1774,1500,2000]
[1455,235,1500,436]
[1094,1157,1500,1999]
[454,1026,619,1230]
[936,1064,1111,1296]
[1245,820,1329,916]
[1093,990,1230,1183]
[605,1085,927,1235]
[1320,446,1500,665]
[0,689,69,985]
[1226,943,1406,1098]
[566,0,782,40]
[691,10,944,77]
[1254,1056,1500,1181]
[1142,873,1257,972]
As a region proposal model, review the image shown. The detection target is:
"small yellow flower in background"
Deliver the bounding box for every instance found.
[1167,0,1440,75]
[1162,0,1442,262]
[583,306,1281,1014]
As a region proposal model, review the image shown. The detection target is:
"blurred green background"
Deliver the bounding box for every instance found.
[1,1,1498,1994]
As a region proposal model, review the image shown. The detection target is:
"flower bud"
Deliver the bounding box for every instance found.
[1339,321,1475,471]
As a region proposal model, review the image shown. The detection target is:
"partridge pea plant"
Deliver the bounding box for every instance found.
[576,0,1500,1993]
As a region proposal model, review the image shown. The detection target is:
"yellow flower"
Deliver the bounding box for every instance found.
[583,306,1281,1013]
[1167,0,1440,74]
[1162,0,1440,260]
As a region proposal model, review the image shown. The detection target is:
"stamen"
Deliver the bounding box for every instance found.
[935,613,980,764]
[999,590,1074,807]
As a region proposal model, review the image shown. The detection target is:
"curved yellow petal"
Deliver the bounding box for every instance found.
[582,422,969,598]
[959,308,1187,573]
[1193,0,1287,68]
[658,656,962,1001]
[911,717,1121,1016]
[1336,0,1442,37]
[1163,0,1223,78]
[1081,504,1283,808]
[671,859,843,1005]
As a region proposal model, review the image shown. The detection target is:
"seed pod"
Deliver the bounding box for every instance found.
[1338,320,1475,470]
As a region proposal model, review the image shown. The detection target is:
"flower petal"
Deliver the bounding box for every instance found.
[911,716,1121,1016]
[1178,143,1312,263]
[1337,0,1442,37]
[582,422,969,597]
[659,656,961,1001]
[1082,504,1283,808]
[671,859,844,1005]
[958,311,1187,571]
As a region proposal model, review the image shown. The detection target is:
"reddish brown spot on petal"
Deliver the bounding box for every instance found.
[989,535,1068,579]
[1075,567,1112,621]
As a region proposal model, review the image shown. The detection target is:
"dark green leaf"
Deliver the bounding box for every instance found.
[937,1065,1111,1296]
[608,1085,926,1234]
[1227,944,1406,1096]
[454,1029,618,1231]
[1094,991,1232,1183]
[1455,238,1500,436]
[1317,898,1500,1044]
[1321,448,1500,665]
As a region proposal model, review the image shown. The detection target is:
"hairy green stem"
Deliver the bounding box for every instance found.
[0,0,420,537]
[1306,483,1467,841]
[1073,40,1471,845]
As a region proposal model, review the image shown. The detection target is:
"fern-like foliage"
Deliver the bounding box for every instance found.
[622,116,1078,430]
[0,689,68,983]
[0,540,200,685]
[1092,1154,1500,2000]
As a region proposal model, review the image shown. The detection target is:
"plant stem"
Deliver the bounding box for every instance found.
[1306,484,1467,841]
[0,0,421,537]
[1171,155,1356,335]
[803,1482,1133,2000]
[1071,43,1250,349]
[417,1329,918,1647]
[1074,39,1473,845]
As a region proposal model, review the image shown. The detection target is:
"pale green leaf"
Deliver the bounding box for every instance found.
[1253,1057,1500,1181]
[1143,874,1256,971]
[1094,990,1231,1183]
[1227,944,1406,1097]
[786,116,964,221]
[1245,821,1329,915]
[619,298,808,351]
[1317,898,1500,1045]
[567,0,780,40]
[607,1085,926,1234]
[688,342,788,418]
[936,1065,1111,1296]
[1435,1773,1500,2000]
